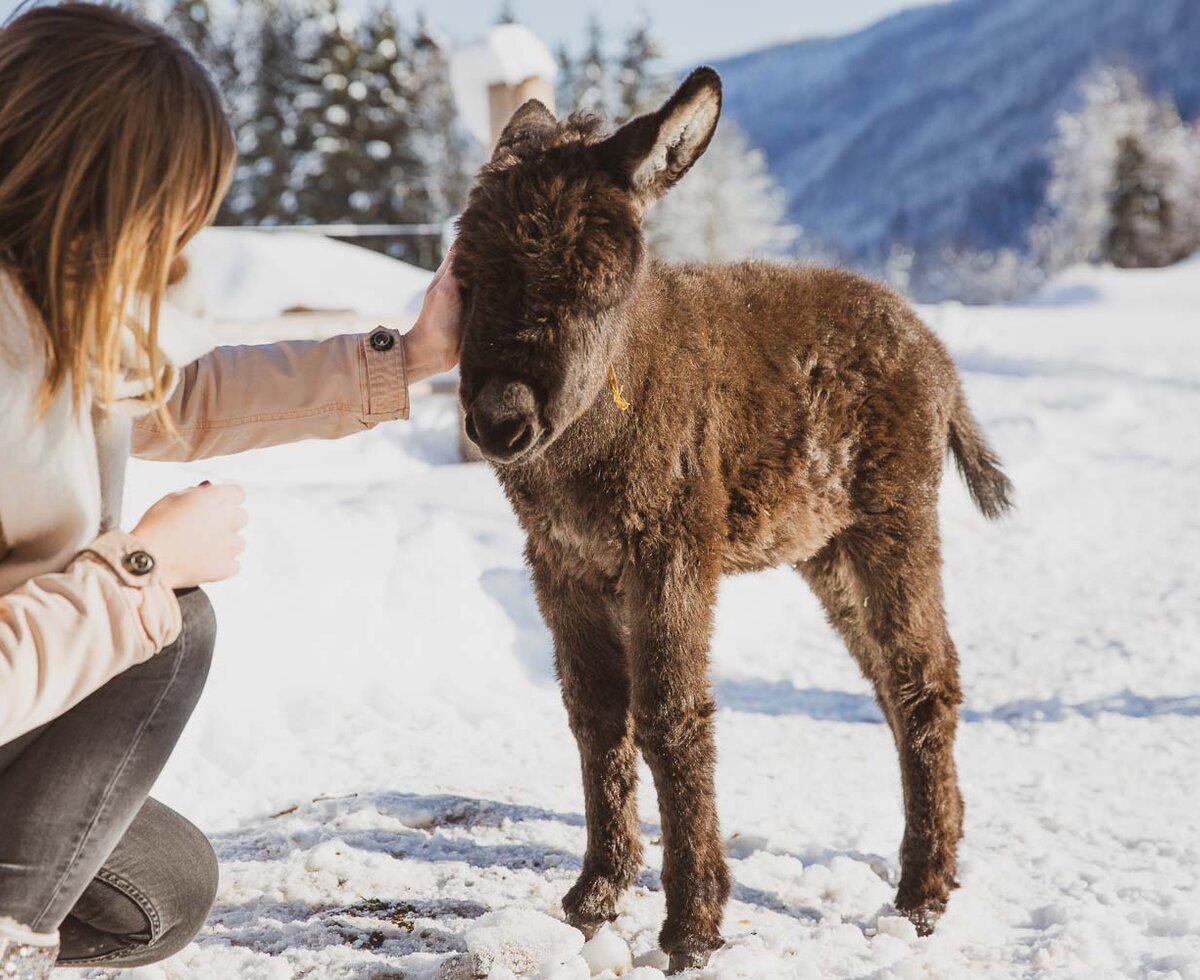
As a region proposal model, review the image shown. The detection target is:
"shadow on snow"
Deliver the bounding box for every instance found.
[716,677,1200,724]
[198,790,854,969]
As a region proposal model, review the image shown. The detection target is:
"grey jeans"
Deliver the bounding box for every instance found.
[0,588,219,967]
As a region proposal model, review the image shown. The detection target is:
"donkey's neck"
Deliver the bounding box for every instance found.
[538,259,712,477]
[614,257,717,398]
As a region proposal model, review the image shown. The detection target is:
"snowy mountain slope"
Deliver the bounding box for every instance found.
[83,258,1200,979]
[713,0,1200,265]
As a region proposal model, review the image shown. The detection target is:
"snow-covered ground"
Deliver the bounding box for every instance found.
[91,255,1199,979]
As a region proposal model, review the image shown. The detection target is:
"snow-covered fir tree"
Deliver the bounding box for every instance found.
[148,0,471,259]
[913,244,1041,305]
[291,0,369,222]
[496,0,517,25]
[407,19,473,226]
[282,3,470,258]
[643,121,793,262]
[614,18,667,122]
[570,16,610,116]
[554,42,576,116]
[1105,134,1171,268]
[1038,66,1200,273]
[289,7,451,261]
[558,15,791,261]
[352,8,425,226]
[229,0,309,223]
[162,0,221,70]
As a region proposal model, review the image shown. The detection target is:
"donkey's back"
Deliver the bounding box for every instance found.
[624,258,1008,573]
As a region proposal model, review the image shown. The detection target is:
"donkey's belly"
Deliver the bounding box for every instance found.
[539,510,625,581]
[721,470,853,573]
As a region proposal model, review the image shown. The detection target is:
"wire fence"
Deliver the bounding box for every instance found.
[214,220,817,269]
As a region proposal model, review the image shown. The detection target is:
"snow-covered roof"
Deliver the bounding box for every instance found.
[188,227,431,322]
[450,23,557,146]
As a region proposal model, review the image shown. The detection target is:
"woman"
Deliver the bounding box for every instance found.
[0,3,461,973]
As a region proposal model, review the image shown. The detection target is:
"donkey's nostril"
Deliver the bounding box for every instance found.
[468,379,542,461]
[491,415,532,452]
[505,420,534,452]
[468,406,538,459]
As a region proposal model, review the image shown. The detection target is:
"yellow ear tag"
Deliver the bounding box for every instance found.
[607,362,631,411]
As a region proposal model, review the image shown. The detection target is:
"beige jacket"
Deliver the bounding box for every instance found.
[0,271,409,746]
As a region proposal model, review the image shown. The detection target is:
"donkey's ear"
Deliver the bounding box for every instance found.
[492,99,558,162]
[594,67,722,205]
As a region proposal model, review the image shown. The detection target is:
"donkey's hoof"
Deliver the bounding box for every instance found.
[897,898,946,937]
[563,873,625,937]
[895,871,952,937]
[667,949,712,974]
[570,917,602,941]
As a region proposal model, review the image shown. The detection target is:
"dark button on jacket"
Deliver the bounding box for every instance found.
[122,550,156,576]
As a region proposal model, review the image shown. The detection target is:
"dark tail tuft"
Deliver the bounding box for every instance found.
[948,390,1014,519]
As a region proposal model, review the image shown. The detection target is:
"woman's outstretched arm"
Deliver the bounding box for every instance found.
[132,251,461,462]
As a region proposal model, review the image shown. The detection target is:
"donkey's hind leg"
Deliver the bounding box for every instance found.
[798,520,964,935]
[529,556,643,935]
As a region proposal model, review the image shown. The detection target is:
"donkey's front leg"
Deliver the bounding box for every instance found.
[530,554,643,935]
[625,545,730,972]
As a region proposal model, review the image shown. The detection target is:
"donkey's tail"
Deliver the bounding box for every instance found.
[948,388,1014,520]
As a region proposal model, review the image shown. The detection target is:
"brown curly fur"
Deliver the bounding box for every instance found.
[452,68,1012,972]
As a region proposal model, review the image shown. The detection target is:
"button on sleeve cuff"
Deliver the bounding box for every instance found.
[75,531,183,655]
[80,531,164,589]
[360,327,409,422]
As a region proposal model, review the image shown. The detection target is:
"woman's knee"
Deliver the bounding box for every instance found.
[57,800,218,968]
[160,587,217,700]
[99,857,216,966]
[176,587,217,663]
[111,804,217,965]
[145,812,218,962]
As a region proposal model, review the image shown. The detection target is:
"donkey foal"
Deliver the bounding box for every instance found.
[452,67,1013,972]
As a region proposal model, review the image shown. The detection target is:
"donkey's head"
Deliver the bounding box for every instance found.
[453,67,722,464]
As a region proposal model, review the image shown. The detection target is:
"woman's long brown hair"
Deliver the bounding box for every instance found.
[0,2,235,417]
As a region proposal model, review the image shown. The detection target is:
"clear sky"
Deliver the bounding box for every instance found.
[395,0,952,65]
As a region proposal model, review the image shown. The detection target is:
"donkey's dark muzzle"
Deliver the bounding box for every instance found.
[465,377,544,464]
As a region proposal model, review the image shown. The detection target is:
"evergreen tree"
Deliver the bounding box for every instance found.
[291,0,367,222]
[554,42,576,117]
[161,0,240,143]
[353,6,423,227]
[162,0,218,65]
[1104,135,1168,267]
[1038,66,1200,273]
[552,15,789,262]
[141,0,492,260]
[408,21,472,225]
[571,15,609,115]
[614,18,666,122]
[644,120,793,262]
[226,0,308,223]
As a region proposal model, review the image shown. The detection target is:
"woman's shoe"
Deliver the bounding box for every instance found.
[0,917,59,979]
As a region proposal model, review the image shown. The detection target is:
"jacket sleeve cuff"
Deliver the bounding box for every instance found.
[360,327,410,423]
[80,531,164,588]
[77,531,182,653]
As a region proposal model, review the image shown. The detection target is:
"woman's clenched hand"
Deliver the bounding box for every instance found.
[131,482,247,589]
